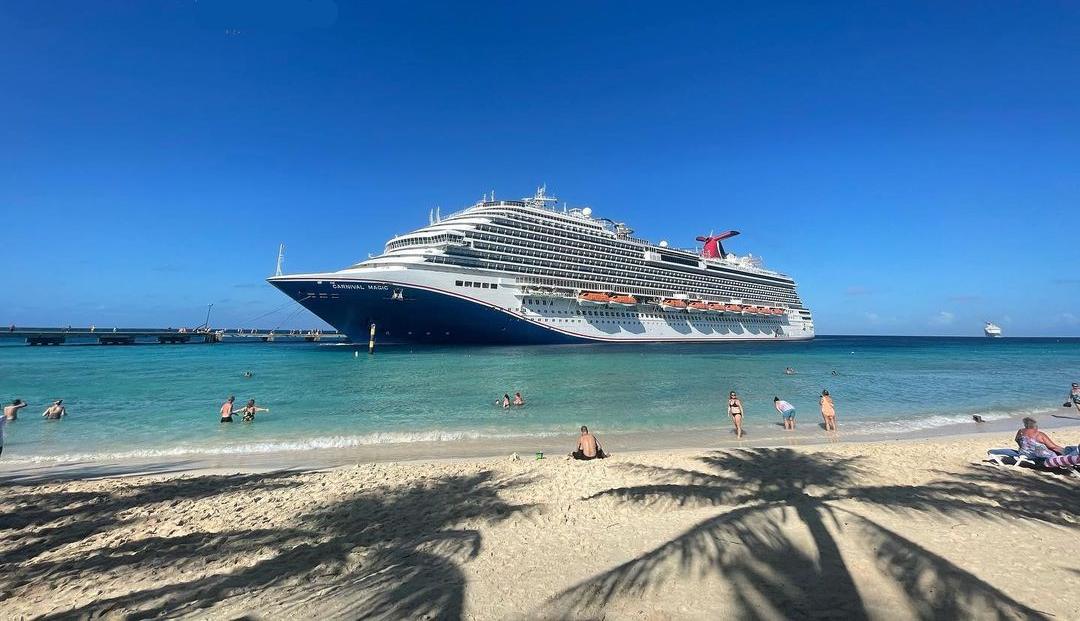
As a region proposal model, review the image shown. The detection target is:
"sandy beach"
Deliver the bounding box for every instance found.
[1,424,1078,620]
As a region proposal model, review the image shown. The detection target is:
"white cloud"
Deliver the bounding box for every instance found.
[930,311,955,326]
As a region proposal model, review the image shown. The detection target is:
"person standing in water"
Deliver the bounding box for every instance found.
[4,399,27,421]
[1070,383,1080,414]
[239,399,269,422]
[820,390,837,432]
[220,396,236,423]
[42,400,66,420]
[727,391,745,438]
[501,394,511,409]
[512,392,525,406]
[774,397,796,430]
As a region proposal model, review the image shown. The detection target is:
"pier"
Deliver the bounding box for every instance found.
[4,327,348,346]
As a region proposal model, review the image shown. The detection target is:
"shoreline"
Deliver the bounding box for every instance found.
[3,409,1077,481]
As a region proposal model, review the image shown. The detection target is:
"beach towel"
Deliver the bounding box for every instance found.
[1042,453,1080,469]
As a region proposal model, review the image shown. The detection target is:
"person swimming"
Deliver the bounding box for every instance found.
[784,367,796,375]
[512,392,525,406]
[501,394,511,409]
[242,371,254,378]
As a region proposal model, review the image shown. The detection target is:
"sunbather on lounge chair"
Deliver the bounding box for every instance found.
[1015,417,1078,469]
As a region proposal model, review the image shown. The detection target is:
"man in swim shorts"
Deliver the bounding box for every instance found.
[571,425,608,460]
[774,397,796,430]
[220,395,236,423]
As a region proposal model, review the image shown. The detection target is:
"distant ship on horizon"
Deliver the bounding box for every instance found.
[268,187,814,345]
[984,321,1002,338]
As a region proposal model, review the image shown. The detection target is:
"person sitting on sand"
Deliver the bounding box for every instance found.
[240,399,269,422]
[4,399,27,421]
[1016,417,1078,460]
[774,397,796,430]
[820,390,837,432]
[571,425,607,460]
[512,392,525,406]
[42,400,66,420]
[220,396,236,423]
[727,391,745,438]
[501,394,511,409]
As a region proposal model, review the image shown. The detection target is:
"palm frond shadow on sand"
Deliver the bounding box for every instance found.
[0,469,533,620]
[548,448,1072,620]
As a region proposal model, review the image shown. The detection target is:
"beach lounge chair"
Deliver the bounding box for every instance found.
[985,449,1039,468]
[986,449,1080,478]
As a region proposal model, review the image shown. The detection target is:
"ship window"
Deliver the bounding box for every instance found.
[456,281,463,286]
[481,283,490,288]
[491,284,497,289]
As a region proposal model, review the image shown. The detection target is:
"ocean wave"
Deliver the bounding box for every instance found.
[4,406,1063,464]
[838,406,1057,435]
[3,428,567,464]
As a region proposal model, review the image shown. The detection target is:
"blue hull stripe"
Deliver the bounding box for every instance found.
[269,277,805,345]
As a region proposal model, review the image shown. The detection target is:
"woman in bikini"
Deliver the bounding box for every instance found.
[727,391,745,439]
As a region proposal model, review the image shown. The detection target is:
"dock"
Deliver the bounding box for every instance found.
[3,327,349,346]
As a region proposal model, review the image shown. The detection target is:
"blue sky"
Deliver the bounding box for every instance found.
[2,1,1078,335]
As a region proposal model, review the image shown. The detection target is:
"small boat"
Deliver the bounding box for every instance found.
[707,302,727,313]
[725,304,743,313]
[608,294,637,307]
[984,321,1002,338]
[578,292,610,307]
[688,301,710,313]
[660,299,688,312]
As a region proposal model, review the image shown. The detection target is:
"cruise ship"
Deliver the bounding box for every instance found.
[268,188,815,344]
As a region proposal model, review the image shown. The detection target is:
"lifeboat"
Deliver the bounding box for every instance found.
[725,304,743,313]
[774,308,787,316]
[660,299,688,312]
[750,306,766,315]
[608,294,637,307]
[688,301,710,313]
[707,302,727,313]
[577,292,610,307]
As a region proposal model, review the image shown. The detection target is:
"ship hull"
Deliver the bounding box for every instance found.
[268,271,815,345]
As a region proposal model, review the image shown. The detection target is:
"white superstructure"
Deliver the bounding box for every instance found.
[269,187,815,344]
[984,322,1002,338]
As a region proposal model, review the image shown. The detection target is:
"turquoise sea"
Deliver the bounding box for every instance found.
[1,336,1078,463]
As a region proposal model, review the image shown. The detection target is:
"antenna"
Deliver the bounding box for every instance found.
[435,206,441,222]
[429,208,434,225]
[275,243,286,276]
